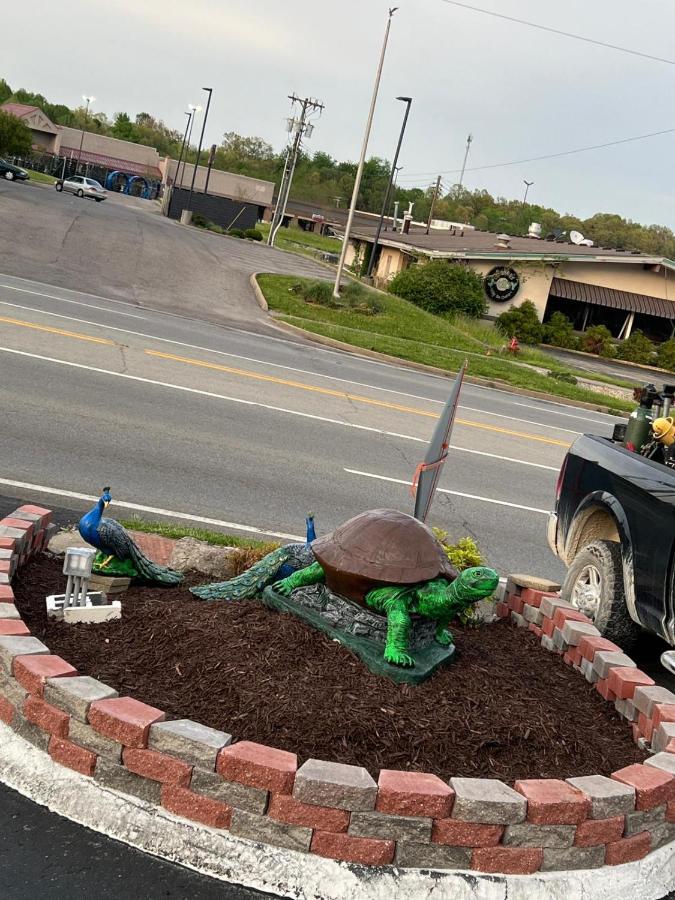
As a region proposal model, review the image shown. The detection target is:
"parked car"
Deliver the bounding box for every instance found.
[549,432,675,650]
[55,175,106,201]
[0,159,29,181]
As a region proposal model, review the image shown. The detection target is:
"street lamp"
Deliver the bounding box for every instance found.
[366,95,412,278]
[62,546,96,608]
[186,89,213,215]
[523,179,534,204]
[167,110,194,217]
[76,95,96,171]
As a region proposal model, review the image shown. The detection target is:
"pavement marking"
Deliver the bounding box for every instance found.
[0,315,114,345]
[0,477,304,542]
[344,469,550,515]
[510,399,618,424]
[146,349,571,447]
[0,346,559,472]
[0,283,147,319]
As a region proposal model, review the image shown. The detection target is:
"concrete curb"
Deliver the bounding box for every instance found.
[0,723,672,900]
[249,273,268,311]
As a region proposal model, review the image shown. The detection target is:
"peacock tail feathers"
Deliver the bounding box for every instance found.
[191,543,314,601]
[127,540,183,586]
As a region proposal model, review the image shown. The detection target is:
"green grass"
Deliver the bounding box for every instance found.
[25,169,57,185]
[257,222,343,256]
[258,274,632,413]
[119,517,278,552]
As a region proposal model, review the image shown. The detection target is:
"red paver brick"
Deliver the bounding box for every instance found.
[217,741,297,793]
[376,770,454,818]
[24,696,69,737]
[564,647,582,667]
[596,679,617,702]
[495,602,509,619]
[0,586,15,603]
[311,831,394,865]
[472,847,543,874]
[0,619,29,636]
[574,815,625,846]
[0,695,15,724]
[607,668,655,701]
[14,655,77,697]
[268,793,350,832]
[0,562,13,578]
[528,623,543,638]
[432,819,504,847]
[88,697,165,748]
[15,505,52,527]
[509,596,525,615]
[552,607,592,630]
[605,831,651,865]
[1,518,33,540]
[0,538,17,553]
[49,735,96,776]
[122,747,192,785]
[653,704,675,729]
[611,764,675,810]
[578,635,621,662]
[515,779,590,824]
[520,589,558,608]
[637,713,654,743]
[161,784,232,828]
[542,618,555,638]
[632,723,644,745]
[667,800,675,823]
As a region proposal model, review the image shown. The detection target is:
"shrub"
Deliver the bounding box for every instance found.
[547,370,578,385]
[245,228,263,241]
[289,279,383,315]
[228,228,245,238]
[542,312,579,350]
[615,330,655,364]
[208,223,224,234]
[432,532,489,626]
[495,300,543,344]
[388,261,486,318]
[657,338,675,372]
[191,212,210,228]
[581,324,615,357]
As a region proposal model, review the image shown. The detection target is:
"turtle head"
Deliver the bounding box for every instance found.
[458,566,499,599]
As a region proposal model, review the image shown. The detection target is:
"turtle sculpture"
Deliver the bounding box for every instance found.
[193,509,498,669]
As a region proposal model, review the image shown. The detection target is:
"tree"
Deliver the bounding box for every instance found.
[111,112,138,142]
[0,79,11,104]
[388,261,486,318]
[0,110,32,157]
[495,300,543,344]
[542,311,579,349]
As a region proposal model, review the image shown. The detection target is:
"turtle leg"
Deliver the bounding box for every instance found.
[434,617,453,647]
[382,597,414,668]
[273,561,325,597]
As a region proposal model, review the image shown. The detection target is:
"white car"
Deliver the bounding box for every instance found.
[55,175,107,202]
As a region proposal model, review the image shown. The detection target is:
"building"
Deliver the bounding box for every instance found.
[1,103,61,153]
[346,224,675,342]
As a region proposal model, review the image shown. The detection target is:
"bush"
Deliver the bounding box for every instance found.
[208,223,224,235]
[542,312,579,350]
[228,228,245,238]
[388,261,486,318]
[495,300,543,344]
[547,370,578,385]
[615,330,655,365]
[191,212,210,228]
[289,280,383,315]
[245,228,263,241]
[581,324,614,356]
[657,338,675,372]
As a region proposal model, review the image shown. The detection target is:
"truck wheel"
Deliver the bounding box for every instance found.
[561,540,642,650]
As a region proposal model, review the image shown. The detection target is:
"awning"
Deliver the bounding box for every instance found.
[60,147,162,179]
[550,277,675,320]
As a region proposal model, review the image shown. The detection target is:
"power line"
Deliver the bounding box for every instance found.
[395,126,675,181]
[438,0,675,66]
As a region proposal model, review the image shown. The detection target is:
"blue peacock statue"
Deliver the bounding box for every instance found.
[78,488,183,586]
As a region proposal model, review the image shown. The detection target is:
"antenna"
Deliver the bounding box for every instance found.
[570,230,585,245]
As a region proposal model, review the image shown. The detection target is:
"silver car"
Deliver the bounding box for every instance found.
[55,175,107,202]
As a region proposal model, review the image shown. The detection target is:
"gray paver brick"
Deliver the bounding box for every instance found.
[11,714,50,751]
[510,612,527,628]
[348,811,432,842]
[593,651,635,679]
[541,635,556,652]
[580,657,599,684]
[540,596,574,619]
[229,809,312,853]
[624,805,666,835]
[149,718,232,770]
[395,842,471,869]
[651,822,675,849]
[652,723,675,754]
[644,752,675,776]
[541,846,605,871]
[614,698,638,722]
[552,627,568,651]
[190,767,268,813]
[68,718,123,763]
[0,673,28,707]
[503,824,575,848]
[0,636,49,674]
[523,605,544,626]
[0,604,21,619]
[449,778,526,824]
[633,685,675,717]
[94,758,162,804]
[566,775,636,819]
[293,758,377,811]
[561,620,600,646]
[0,526,27,549]
[44,676,118,722]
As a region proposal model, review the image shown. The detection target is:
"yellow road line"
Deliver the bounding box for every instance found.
[145,349,570,447]
[0,315,114,345]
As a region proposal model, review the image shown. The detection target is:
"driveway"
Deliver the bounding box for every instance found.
[0,181,331,330]
[539,345,670,386]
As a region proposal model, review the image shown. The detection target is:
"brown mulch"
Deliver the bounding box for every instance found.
[13,553,646,783]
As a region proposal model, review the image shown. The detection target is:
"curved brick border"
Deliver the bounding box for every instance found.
[1,507,674,881]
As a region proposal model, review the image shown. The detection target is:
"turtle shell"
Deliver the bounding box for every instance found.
[311,508,457,603]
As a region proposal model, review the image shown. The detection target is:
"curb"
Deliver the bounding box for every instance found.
[249,273,268,311]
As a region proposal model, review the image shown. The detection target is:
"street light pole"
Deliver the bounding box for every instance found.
[76,95,95,171]
[333,7,399,297]
[177,107,198,189]
[523,179,534,204]
[186,88,213,214]
[366,96,412,278]
[168,110,193,217]
[457,133,473,190]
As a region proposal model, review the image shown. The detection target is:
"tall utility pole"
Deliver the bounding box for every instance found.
[186,88,213,214]
[523,179,534,204]
[426,175,442,234]
[268,94,324,247]
[177,104,199,189]
[333,7,398,297]
[366,96,412,278]
[76,95,95,170]
[168,110,193,217]
[457,133,473,190]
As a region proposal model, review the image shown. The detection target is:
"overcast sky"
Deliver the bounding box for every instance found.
[4,0,675,229]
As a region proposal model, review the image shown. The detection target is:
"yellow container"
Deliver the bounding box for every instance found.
[652,416,675,446]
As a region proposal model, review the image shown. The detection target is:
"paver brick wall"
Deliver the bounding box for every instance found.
[1,510,674,876]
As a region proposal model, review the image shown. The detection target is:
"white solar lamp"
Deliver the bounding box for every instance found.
[63,547,96,608]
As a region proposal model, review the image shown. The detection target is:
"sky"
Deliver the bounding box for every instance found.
[4,0,675,229]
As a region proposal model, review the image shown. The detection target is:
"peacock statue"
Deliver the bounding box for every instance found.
[191,514,316,601]
[78,488,183,586]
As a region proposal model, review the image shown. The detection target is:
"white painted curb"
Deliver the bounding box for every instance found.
[0,725,672,900]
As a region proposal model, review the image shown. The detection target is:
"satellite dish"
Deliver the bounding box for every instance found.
[580,238,594,247]
[570,230,585,245]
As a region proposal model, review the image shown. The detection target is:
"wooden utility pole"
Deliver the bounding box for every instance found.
[426,175,442,234]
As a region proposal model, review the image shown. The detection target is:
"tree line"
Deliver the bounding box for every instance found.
[2,76,675,258]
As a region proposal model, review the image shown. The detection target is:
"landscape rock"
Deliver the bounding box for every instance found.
[169,538,241,578]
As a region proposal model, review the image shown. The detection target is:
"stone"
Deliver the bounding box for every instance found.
[540,634,556,652]
[44,676,118,721]
[217,741,296,794]
[523,605,544,626]
[230,809,312,853]
[605,831,651,865]
[574,815,625,846]
[607,667,655,700]
[13,656,77,697]
[614,697,638,722]
[94,757,162,804]
[149,719,232,770]
[432,820,503,847]
[502,823,575,848]
[612,764,675,811]
[561,620,600,646]
[190,767,268,813]
[653,723,675,754]
[23,696,69,737]
[0,620,29,636]
[515,780,590,824]
[511,612,527,628]
[49,735,97,776]
[376,770,454,819]
[0,673,28,708]
[161,784,232,829]
[88,697,165,748]
[552,628,568,651]
[294,758,377,811]
[88,575,131,595]
[67,718,123,763]
[47,528,90,556]
[539,596,575,619]
[645,752,675,776]
[540,845,605,871]
[348,811,432,842]
[395,842,471,869]
[122,747,193,785]
[267,794,349,833]
[0,604,20,620]
[0,636,49,674]
[310,831,394,865]
[471,847,543,874]
[169,537,241,578]
[633,685,675,718]
[449,778,526,824]
[624,805,666,835]
[593,651,636,679]
[506,575,561,593]
[11,713,51,751]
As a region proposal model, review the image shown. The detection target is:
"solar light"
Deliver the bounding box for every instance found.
[62,547,96,608]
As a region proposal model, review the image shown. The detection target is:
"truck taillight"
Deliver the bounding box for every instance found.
[555,453,569,502]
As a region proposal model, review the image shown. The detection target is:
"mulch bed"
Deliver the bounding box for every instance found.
[13,553,646,782]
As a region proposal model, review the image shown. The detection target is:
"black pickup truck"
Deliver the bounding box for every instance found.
[548,433,675,649]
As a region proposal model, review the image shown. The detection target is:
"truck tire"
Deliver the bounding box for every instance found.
[561,540,642,650]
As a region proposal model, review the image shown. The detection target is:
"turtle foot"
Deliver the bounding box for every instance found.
[384,648,415,668]
[435,628,453,646]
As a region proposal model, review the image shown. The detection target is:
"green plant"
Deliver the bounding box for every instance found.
[289,279,383,315]
[245,228,263,241]
[191,212,212,228]
[0,110,32,157]
[657,338,675,372]
[208,223,224,234]
[495,300,544,344]
[228,228,245,238]
[615,330,655,364]
[582,324,615,357]
[388,261,486,318]
[432,532,491,625]
[542,312,579,350]
[547,370,578,384]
